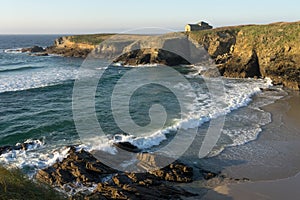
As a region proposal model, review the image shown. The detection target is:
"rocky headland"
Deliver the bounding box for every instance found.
[45,21,300,90]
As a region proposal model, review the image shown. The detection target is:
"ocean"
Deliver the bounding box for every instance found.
[0,35,287,178]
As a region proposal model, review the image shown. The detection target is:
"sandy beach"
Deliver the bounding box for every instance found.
[203,90,300,199]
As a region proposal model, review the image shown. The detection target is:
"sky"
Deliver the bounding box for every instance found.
[0,0,299,34]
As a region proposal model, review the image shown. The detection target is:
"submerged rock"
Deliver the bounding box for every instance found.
[0,141,39,155]
[29,52,49,56]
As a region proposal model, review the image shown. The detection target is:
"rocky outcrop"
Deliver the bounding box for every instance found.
[219,49,261,78]
[46,36,95,58]
[0,141,41,155]
[0,140,243,199]
[114,48,190,66]
[188,21,300,90]
[48,21,300,90]
[113,142,141,153]
[35,146,196,199]
[21,46,45,53]
[46,45,92,57]
[29,52,49,56]
[46,33,208,66]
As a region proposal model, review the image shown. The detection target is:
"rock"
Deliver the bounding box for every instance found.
[126,172,161,186]
[114,48,190,66]
[0,141,39,155]
[35,147,118,187]
[35,146,197,199]
[89,181,196,200]
[113,142,141,153]
[199,169,220,180]
[29,52,49,56]
[136,153,174,170]
[188,22,300,90]
[150,162,193,183]
[36,167,56,185]
[136,153,193,183]
[45,36,95,58]
[202,67,222,77]
[112,174,133,187]
[46,46,92,58]
[21,46,45,53]
[220,49,261,78]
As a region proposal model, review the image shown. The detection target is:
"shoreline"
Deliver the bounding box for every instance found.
[0,76,284,199]
[203,90,300,199]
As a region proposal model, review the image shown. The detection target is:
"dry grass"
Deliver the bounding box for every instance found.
[0,166,65,200]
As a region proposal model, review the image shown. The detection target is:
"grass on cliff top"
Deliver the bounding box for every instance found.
[70,33,116,45]
[239,22,300,46]
[187,21,300,46]
[0,166,65,200]
[69,21,300,49]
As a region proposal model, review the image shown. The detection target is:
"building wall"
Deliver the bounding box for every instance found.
[185,23,213,32]
[185,25,191,32]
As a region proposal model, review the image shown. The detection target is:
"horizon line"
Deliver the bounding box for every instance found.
[1,20,299,35]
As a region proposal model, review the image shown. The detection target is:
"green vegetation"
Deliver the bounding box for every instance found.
[0,166,65,200]
[240,22,300,47]
[187,21,300,48]
[69,33,115,45]
[187,25,241,41]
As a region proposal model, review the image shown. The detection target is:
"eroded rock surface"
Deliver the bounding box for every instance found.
[36,147,196,199]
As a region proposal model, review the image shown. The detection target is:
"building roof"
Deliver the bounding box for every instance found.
[187,21,211,27]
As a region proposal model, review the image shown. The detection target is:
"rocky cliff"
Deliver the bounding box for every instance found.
[188,21,300,90]
[47,21,300,90]
[46,36,95,57]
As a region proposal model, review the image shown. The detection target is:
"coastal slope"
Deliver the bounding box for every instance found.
[188,21,300,90]
[47,21,300,90]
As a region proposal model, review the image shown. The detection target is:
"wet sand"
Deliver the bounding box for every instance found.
[204,90,300,199]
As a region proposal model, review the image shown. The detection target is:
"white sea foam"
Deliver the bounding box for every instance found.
[60,182,98,197]
[4,48,23,54]
[0,66,98,93]
[0,139,70,177]
[124,63,159,67]
[85,76,275,154]
[76,139,118,155]
[73,76,281,160]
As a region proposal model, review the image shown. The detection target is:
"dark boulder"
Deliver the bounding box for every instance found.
[113,142,140,153]
[45,46,92,58]
[21,46,45,53]
[29,52,49,56]
[0,141,39,155]
[114,48,191,66]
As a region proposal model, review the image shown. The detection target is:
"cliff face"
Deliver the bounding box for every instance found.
[188,22,300,90]
[46,36,95,57]
[48,22,300,90]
